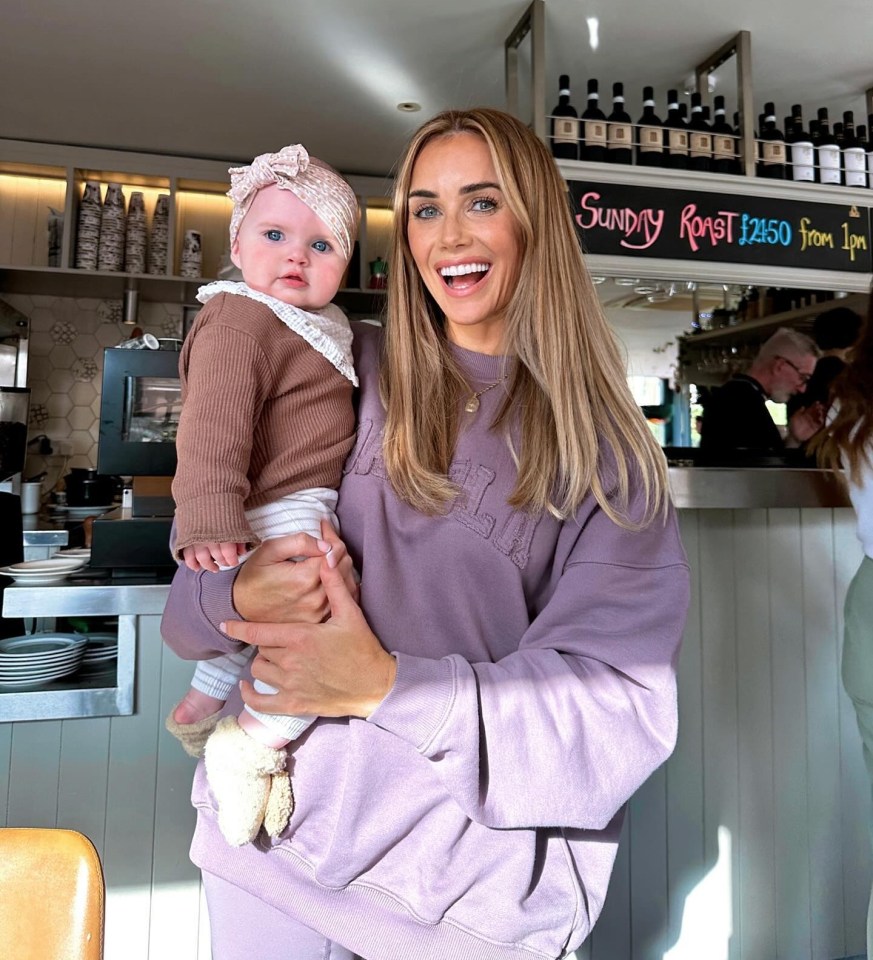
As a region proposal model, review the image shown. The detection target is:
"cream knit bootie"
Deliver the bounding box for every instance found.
[165,704,224,758]
[204,716,293,846]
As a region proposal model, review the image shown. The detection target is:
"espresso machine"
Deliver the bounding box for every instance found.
[0,386,30,498]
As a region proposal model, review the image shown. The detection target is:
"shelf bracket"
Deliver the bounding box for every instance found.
[695,30,755,178]
[504,0,546,143]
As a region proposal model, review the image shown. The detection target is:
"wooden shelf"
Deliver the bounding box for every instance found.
[679,292,869,348]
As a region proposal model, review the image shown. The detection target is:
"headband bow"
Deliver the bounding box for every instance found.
[227,144,358,262]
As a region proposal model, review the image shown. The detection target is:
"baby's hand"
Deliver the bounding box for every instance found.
[182,541,247,573]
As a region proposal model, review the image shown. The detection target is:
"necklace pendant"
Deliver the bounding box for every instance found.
[465,395,481,414]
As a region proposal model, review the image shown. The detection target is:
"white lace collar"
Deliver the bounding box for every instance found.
[196,281,357,386]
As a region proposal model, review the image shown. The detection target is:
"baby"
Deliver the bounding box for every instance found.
[167,144,359,846]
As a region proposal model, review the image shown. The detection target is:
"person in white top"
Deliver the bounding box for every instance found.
[810,292,873,958]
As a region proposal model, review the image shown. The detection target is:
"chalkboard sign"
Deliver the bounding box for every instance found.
[568,179,872,273]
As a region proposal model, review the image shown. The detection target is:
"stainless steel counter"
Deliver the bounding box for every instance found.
[1,582,170,723]
[668,467,851,509]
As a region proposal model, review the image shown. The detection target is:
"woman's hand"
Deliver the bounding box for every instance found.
[229,561,396,719]
[232,521,357,624]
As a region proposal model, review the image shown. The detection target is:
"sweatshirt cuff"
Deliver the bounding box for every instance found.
[366,652,456,752]
[197,566,247,644]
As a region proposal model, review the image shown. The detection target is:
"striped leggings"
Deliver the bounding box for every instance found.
[190,487,338,741]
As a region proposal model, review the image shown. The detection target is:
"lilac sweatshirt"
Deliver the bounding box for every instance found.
[161,323,690,960]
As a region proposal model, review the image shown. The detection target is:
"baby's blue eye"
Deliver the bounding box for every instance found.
[265,229,283,242]
[312,239,331,253]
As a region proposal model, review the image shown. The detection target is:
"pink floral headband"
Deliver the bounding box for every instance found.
[227,144,358,261]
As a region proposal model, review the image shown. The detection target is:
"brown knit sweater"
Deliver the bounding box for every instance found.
[172,293,356,556]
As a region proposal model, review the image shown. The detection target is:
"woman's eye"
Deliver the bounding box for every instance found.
[471,197,498,213]
[265,229,283,242]
[312,239,331,253]
[411,204,439,220]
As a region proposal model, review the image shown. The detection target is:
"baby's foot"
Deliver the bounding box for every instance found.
[174,689,225,724]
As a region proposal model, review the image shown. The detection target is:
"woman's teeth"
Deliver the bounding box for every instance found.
[439,263,490,287]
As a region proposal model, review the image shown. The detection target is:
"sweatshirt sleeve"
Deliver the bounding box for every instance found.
[172,318,273,557]
[159,558,247,661]
[367,496,690,832]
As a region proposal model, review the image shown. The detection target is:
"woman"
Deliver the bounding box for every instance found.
[809,295,873,959]
[161,107,690,960]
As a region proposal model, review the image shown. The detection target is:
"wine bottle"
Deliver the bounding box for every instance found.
[817,108,841,185]
[842,110,866,187]
[549,74,579,160]
[760,102,786,179]
[579,79,607,162]
[664,89,688,168]
[606,82,633,164]
[789,105,815,182]
[635,86,664,166]
[710,95,737,174]
[864,115,873,188]
[784,116,795,180]
[688,92,712,172]
[809,118,821,182]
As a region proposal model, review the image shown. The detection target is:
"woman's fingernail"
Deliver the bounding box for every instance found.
[317,540,332,553]
[326,549,338,569]
[219,622,226,633]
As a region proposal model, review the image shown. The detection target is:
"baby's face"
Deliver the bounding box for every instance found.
[232,185,348,311]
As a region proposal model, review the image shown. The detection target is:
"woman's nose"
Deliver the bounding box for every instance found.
[439,210,468,247]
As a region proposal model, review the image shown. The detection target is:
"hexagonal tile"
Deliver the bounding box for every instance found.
[47,367,74,392]
[76,299,101,312]
[69,381,96,406]
[29,381,50,405]
[31,308,55,329]
[88,421,100,443]
[43,417,69,437]
[72,357,99,382]
[72,310,99,335]
[97,301,123,325]
[68,406,94,431]
[29,403,49,428]
[49,344,77,369]
[70,453,93,470]
[29,356,51,381]
[29,295,55,309]
[50,322,77,346]
[96,324,123,348]
[31,330,54,355]
[70,430,95,457]
[46,393,73,418]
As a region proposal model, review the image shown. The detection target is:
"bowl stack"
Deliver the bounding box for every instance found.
[148,194,170,275]
[124,191,148,274]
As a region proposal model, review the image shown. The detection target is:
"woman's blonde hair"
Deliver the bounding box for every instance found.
[380,107,668,527]
[809,294,873,483]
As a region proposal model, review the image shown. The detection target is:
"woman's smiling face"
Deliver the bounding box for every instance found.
[406,132,522,355]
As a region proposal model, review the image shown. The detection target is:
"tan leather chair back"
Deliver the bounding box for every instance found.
[0,828,105,960]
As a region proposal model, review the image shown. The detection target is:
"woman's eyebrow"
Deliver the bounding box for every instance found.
[408,181,501,200]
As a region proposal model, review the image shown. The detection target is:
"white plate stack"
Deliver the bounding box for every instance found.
[0,557,88,585]
[0,634,87,689]
[80,632,118,669]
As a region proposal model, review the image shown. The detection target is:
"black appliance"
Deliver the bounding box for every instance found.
[93,347,181,570]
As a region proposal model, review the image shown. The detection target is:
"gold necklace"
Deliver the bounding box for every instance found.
[464,376,507,414]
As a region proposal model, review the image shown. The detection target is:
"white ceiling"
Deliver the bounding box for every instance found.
[2,0,870,378]
[2,0,871,177]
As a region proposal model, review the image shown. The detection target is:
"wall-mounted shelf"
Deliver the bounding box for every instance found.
[680,292,868,348]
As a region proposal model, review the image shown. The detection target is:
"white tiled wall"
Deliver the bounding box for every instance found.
[2,294,182,477]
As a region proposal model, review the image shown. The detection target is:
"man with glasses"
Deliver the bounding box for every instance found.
[701,327,820,454]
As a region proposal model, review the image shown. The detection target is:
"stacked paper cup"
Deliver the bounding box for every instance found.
[180,230,203,278]
[148,194,170,275]
[74,181,103,270]
[97,183,126,271]
[124,192,147,274]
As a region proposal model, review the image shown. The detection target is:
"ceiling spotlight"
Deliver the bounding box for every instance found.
[633,282,657,295]
[613,277,639,287]
[397,102,421,113]
[590,275,607,284]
